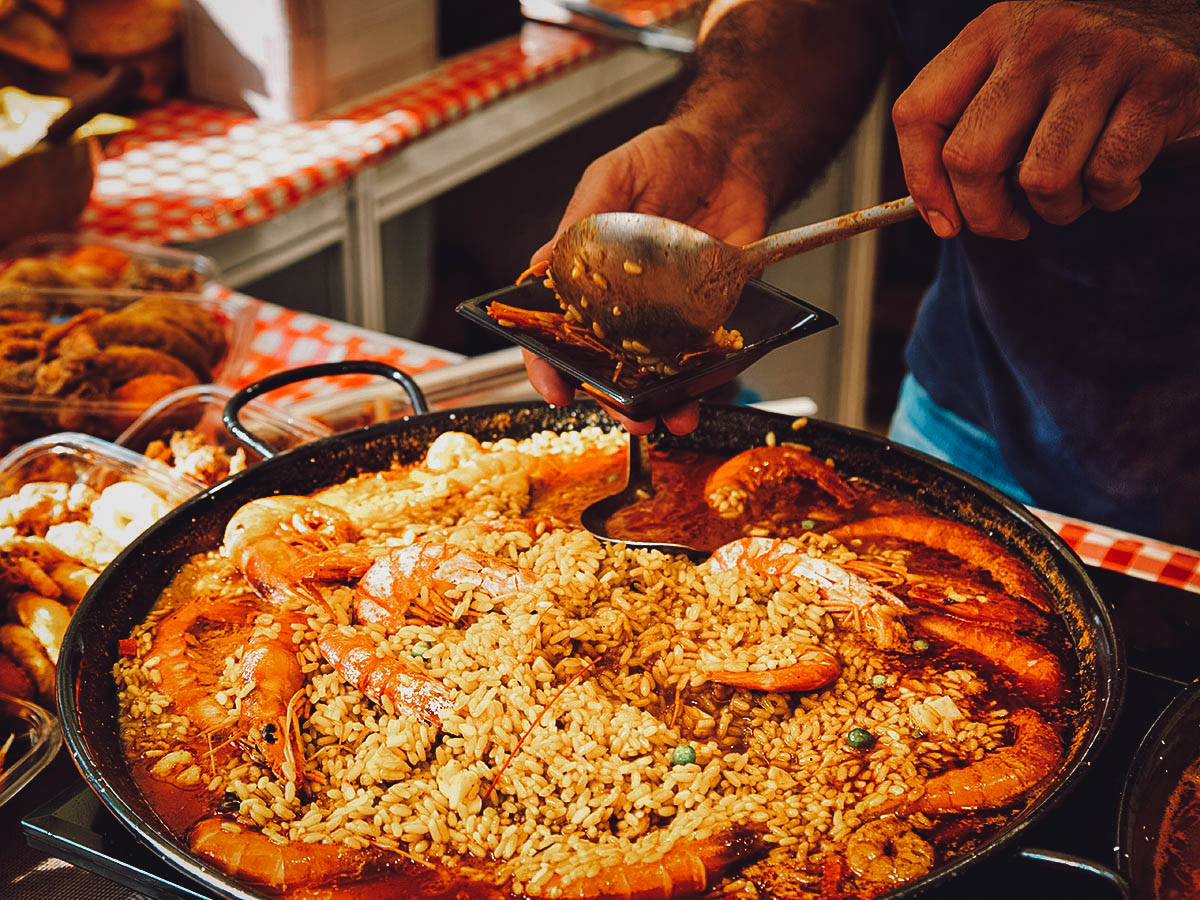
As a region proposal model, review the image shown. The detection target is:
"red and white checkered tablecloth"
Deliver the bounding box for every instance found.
[1034,507,1200,594]
[77,1,697,243]
[231,295,462,404]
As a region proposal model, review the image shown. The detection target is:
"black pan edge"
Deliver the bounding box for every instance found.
[57,400,1125,900]
[1116,676,1200,897]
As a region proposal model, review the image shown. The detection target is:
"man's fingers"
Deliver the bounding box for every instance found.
[522,350,576,407]
[1085,73,1200,211]
[940,64,1044,240]
[597,400,658,435]
[661,402,700,435]
[893,13,998,238]
[1019,78,1118,226]
[529,239,554,267]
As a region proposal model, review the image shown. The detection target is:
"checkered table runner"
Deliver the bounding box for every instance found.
[1034,507,1200,594]
[230,296,462,404]
[78,1,697,243]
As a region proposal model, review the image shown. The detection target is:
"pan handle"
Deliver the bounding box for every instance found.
[223,361,429,459]
[1012,848,1131,899]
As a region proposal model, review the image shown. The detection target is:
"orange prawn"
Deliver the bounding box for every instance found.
[150,595,261,731]
[704,445,858,517]
[912,613,1066,703]
[223,496,369,611]
[523,828,765,900]
[356,541,538,629]
[832,515,1053,612]
[907,708,1061,814]
[237,621,308,788]
[189,817,369,892]
[317,630,455,725]
[706,645,842,692]
[707,538,911,650]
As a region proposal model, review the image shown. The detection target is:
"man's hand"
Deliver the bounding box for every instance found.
[523,121,774,435]
[893,1,1200,240]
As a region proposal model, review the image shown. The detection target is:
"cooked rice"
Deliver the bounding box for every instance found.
[114,426,1009,892]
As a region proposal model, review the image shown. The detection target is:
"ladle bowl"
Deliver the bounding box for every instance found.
[549,196,917,355]
[578,431,708,561]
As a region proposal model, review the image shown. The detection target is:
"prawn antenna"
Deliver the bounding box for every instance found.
[483,657,596,802]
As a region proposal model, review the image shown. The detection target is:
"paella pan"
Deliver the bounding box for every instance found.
[57,364,1122,900]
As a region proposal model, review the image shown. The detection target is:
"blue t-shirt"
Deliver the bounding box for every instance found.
[891,1,1200,545]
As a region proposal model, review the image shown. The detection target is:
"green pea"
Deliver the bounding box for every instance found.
[846,727,875,750]
[412,641,432,660]
[670,744,696,767]
[871,674,888,688]
[801,519,816,530]
[913,639,931,652]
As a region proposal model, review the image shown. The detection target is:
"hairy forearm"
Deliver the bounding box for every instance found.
[673,0,891,209]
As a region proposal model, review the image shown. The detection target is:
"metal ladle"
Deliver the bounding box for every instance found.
[579,431,708,560]
[549,196,918,354]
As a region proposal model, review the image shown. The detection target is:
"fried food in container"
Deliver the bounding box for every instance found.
[0,431,201,704]
[0,233,220,294]
[0,285,254,451]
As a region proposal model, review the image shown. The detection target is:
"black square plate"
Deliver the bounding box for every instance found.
[456,278,837,420]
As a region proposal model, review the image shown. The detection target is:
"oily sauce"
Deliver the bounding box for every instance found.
[129,442,1080,898]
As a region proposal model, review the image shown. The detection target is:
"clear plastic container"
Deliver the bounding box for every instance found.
[0,432,204,501]
[116,384,331,463]
[0,692,61,808]
[0,286,255,452]
[0,233,222,294]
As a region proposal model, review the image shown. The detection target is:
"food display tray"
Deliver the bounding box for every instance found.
[116,384,330,462]
[0,693,61,810]
[0,286,255,451]
[456,278,837,421]
[0,233,222,294]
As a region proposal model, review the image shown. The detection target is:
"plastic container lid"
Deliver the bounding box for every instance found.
[0,432,204,501]
[0,692,61,809]
[116,384,331,461]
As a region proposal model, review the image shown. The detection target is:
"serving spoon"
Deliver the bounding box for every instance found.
[579,431,709,561]
[549,195,918,354]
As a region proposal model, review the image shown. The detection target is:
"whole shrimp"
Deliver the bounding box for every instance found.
[707,537,911,650]
[190,817,369,892]
[832,515,1053,612]
[237,617,308,788]
[912,614,1066,703]
[150,594,262,732]
[317,629,456,726]
[706,645,843,693]
[222,496,369,611]
[907,708,1061,814]
[523,828,764,900]
[356,541,538,628]
[704,445,858,517]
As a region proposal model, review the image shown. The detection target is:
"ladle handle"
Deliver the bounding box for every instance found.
[740,196,918,272]
[627,431,654,495]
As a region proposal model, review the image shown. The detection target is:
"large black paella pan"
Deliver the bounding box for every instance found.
[57,363,1123,900]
